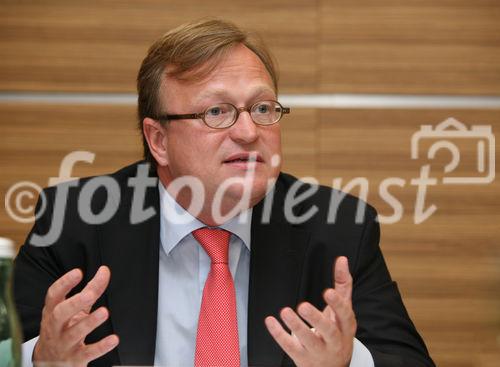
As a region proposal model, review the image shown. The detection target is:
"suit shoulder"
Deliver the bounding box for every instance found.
[39,160,154,203]
[32,161,155,235]
[277,172,377,222]
[43,160,151,191]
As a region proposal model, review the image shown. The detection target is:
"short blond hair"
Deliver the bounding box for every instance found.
[137,18,279,164]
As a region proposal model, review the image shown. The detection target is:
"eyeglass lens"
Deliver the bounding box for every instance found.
[203,101,283,128]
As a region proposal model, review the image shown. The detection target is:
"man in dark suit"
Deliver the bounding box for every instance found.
[14,19,435,367]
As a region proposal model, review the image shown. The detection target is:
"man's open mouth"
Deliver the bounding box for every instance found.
[224,153,263,164]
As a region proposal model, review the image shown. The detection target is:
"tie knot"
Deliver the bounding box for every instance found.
[192,227,231,264]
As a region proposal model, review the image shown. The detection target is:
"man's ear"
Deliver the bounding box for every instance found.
[143,118,169,166]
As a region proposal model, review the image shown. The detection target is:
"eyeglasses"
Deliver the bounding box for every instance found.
[154,100,290,129]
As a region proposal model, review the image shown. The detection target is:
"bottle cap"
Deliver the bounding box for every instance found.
[0,237,16,258]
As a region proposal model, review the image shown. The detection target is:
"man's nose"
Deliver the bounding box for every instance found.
[228,110,258,144]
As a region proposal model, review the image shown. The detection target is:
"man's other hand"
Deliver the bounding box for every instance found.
[34,266,119,366]
[265,256,356,367]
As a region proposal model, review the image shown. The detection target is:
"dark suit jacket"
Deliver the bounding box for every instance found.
[14,161,435,366]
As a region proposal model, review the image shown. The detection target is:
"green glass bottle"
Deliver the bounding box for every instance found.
[0,238,22,367]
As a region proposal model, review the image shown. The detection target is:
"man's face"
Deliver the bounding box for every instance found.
[158,44,282,215]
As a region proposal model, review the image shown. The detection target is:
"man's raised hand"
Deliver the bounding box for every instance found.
[34,266,119,366]
[265,256,356,367]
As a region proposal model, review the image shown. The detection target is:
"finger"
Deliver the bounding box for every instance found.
[75,334,119,363]
[51,291,96,330]
[322,302,336,322]
[333,256,352,300]
[44,268,83,311]
[64,307,109,346]
[51,267,111,329]
[79,266,111,312]
[67,310,89,328]
[279,307,323,353]
[298,302,340,344]
[264,316,305,363]
[324,289,356,335]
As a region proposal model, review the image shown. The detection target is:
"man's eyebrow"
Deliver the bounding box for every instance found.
[193,87,276,106]
[193,90,229,105]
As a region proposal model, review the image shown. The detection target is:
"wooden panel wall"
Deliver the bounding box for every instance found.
[1,0,499,94]
[319,0,500,94]
[1,1,499,367]
[0,0,317,93]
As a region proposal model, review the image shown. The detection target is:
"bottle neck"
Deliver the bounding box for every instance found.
[0,257,13,293]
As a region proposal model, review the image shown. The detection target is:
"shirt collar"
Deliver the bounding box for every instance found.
[158,182,252,255]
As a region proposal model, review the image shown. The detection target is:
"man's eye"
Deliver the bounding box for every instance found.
[257,104,270,113]
[207,107,222,116]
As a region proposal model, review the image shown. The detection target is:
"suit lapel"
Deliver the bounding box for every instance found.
[247,181,311,366]
[99,170,160,366]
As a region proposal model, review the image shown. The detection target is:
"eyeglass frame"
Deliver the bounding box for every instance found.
[152,100,291,129]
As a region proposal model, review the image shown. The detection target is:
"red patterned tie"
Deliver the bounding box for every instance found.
[193,227,240,367]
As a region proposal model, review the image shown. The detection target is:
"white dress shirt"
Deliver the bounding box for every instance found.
[154,182,252,366]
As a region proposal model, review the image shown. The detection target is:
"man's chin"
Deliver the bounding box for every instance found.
[204,182,266,225]
[214,177,268,203]
[221,182,266,202]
